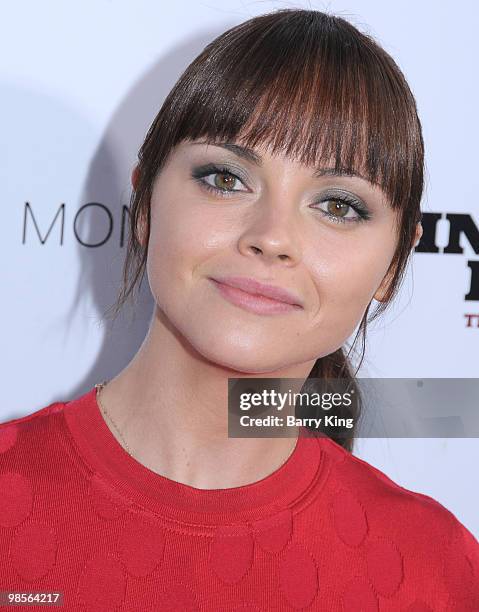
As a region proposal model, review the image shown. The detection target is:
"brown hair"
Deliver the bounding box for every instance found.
[106,9,424,452]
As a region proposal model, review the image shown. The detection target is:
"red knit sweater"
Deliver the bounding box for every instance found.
[0,387,478,611]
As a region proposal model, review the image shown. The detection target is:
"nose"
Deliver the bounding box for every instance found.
[237,195,302,266]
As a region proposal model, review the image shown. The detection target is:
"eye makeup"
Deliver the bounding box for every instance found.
[191,163,250,191]
[310,188,372,224]
[190,162,373,225]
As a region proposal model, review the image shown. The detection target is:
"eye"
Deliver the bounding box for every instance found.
[191,164,249,196]
[204,171,245,193]
[311,194,371,225]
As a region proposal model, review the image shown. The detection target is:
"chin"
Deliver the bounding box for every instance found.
[195,339,291,374]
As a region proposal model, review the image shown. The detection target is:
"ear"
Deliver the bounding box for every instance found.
[374,264,396,303]
[131,165,140,190]
[374,222,423,302]
[412,221,423,248]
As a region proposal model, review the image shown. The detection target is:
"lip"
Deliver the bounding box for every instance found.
[209,275,303,314]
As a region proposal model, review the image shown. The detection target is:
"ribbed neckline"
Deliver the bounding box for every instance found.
[63,386,331,528]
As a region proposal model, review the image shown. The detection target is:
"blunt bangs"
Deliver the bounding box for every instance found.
[155,9,423,222]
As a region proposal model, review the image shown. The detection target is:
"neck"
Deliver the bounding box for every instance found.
[99,305,316,489]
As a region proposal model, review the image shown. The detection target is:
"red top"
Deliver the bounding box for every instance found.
[0,387,478,611]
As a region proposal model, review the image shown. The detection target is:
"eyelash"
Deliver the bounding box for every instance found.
[191,164,371,225]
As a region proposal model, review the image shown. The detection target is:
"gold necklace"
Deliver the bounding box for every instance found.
[95,381,133,457]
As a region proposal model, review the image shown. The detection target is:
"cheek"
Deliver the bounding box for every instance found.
[146,193,232,308]
[147,196,201,285]
[306,231,396,332]
[329,253,388,303]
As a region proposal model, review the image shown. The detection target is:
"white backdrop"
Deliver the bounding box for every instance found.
[1,0,478,537]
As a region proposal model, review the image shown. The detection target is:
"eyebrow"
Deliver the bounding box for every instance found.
[191,140,369,182]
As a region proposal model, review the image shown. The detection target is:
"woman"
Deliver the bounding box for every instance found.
[1,8,478,611]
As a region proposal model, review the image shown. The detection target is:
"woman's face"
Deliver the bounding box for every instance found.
[143,138,405,373]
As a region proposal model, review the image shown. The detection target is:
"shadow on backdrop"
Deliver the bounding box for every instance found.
[68,28,234,401]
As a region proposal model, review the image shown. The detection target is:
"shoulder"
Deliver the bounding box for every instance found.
[0,398,65,441]
[319,436,479,607]
[321,435,473,519]
[0,398,67,469]
[0,396,93,536]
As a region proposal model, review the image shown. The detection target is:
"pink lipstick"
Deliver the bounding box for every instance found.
[209,276,303,315]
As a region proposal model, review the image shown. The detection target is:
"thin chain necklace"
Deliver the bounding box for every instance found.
[95,382,299,481]
[95,381,133,457]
